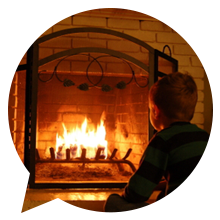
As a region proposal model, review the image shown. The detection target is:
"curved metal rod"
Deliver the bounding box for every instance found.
[89,54,148,88]
[39,47,149,73]
[54,53,102,83]
[36,27,154,54]
[122,148,132,160]
[38,70,55,83]
[133,74,149,88]
[85,56,104,87]
[38,53,104,84]
[86,54,135,87]
[163,45,172,57]
[54,55,69,82]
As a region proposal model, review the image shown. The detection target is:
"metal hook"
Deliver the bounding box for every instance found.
[163,45,172,57]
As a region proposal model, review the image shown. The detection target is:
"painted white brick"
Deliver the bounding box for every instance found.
[53,25,88,38]
[157,32,186,44]
[41,37,72,49]
[53,25,73,32]
[172,55,190,66]
[146,42,170,52]
[194,78,204,90]
[124,30,156,42]
[191,113,204,124]
[73,16,106,27]
[195,102,204,113]
[179,67,205,78]
[108,18,139,29]
[174,44,196,55]
[141,20,172,32]
[108,40,140,52]
[191,56,203,67]
[198,91,204,102]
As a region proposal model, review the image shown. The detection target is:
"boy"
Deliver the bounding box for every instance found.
[104,72,209,212]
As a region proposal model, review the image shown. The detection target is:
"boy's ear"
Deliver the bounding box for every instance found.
[153,104,160,119]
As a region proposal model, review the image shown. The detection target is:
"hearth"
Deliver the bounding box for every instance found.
[15,27,178,189]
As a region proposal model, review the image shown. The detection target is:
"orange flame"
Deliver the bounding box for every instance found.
[55,116,108,159]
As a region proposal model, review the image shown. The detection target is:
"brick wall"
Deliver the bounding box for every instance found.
[6,73,17,177]
[40,9,209,128]
[8,71,26,162]
[10,8,211,163]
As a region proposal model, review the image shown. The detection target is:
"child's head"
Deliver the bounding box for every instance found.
[149,72,197,130]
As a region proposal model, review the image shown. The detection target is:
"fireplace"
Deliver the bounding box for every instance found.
[15,27,178,189]
[35,71,149,187]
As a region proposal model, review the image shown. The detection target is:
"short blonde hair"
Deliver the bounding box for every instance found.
[149,72,198,121]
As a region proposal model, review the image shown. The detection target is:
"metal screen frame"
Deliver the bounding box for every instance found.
[16,27,178,189]
[6,41,33,188]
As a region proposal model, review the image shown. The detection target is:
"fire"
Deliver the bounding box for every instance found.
[55,116,108,159]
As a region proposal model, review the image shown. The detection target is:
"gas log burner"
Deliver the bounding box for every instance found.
[16,27,178,189]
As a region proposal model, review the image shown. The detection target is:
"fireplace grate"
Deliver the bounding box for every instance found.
[35,148,137,172]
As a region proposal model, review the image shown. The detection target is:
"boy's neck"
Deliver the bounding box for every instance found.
[159,118,190,131]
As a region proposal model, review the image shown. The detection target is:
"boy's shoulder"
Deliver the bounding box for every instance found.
[157,122,209,141]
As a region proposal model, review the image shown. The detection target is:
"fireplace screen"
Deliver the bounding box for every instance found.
[15,27,178,189]
[35,71,149,186]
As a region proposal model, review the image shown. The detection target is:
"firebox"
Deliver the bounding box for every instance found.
[16,27,178,189]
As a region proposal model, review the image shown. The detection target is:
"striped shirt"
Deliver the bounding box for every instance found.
[123,122,209,203]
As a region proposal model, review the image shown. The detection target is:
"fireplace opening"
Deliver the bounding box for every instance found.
[35,70,149,185]
[12,27,178,189]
